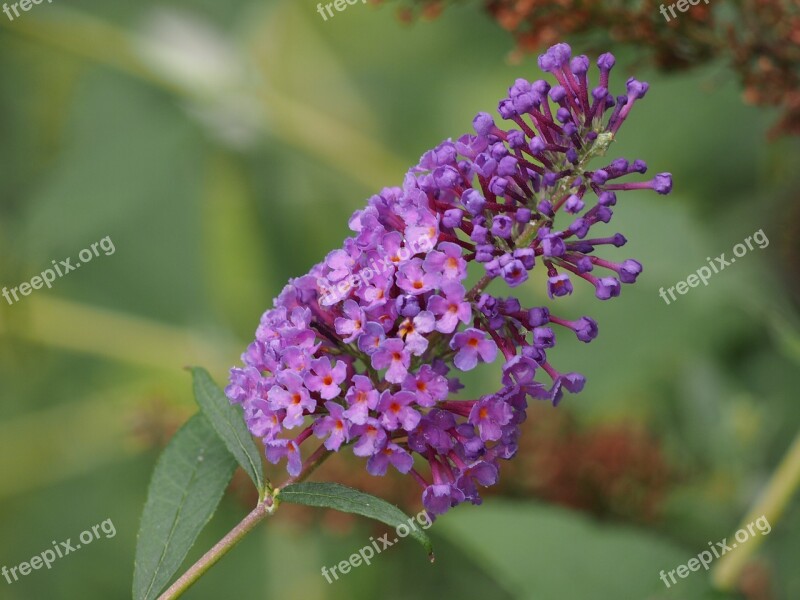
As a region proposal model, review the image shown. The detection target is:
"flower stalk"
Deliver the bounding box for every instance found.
[157,449,332,600]
[712,431,800,591]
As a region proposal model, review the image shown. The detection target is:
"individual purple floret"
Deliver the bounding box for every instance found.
[226,43,672,516]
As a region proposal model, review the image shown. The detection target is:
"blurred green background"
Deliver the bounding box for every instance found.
[1,1,799,599]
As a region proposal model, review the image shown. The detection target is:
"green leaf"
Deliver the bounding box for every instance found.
[133,413,237,600]
[191,366,265,495]
[279,482,434,559]
[437,500,718,600]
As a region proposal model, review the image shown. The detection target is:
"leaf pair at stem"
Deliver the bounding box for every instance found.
[132,368,433,600]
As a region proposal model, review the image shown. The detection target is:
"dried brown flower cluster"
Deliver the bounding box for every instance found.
[728,0,800,136]
[494,405,672,523]
[392,0,800,136]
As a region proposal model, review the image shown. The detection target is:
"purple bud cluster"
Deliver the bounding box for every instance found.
[226,43,672,515]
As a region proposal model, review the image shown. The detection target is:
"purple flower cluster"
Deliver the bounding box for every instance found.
[226,43,672,515]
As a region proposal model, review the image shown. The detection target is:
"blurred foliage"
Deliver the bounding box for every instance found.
[0,0,798,598]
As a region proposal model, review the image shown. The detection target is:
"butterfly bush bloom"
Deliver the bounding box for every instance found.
[226,43,672,515]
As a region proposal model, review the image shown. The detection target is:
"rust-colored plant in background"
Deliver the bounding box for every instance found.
[391,0,800,137]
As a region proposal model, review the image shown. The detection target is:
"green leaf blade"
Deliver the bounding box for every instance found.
[279,482,434,559]
[437,500,716,600]
[191,366,265,494]
[132,413,238,600]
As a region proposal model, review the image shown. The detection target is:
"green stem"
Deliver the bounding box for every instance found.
[157,448,333,600]
[711,431,800,591]
[514,131,614,250]
[513,219,546,251]
[156,500,273,600]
